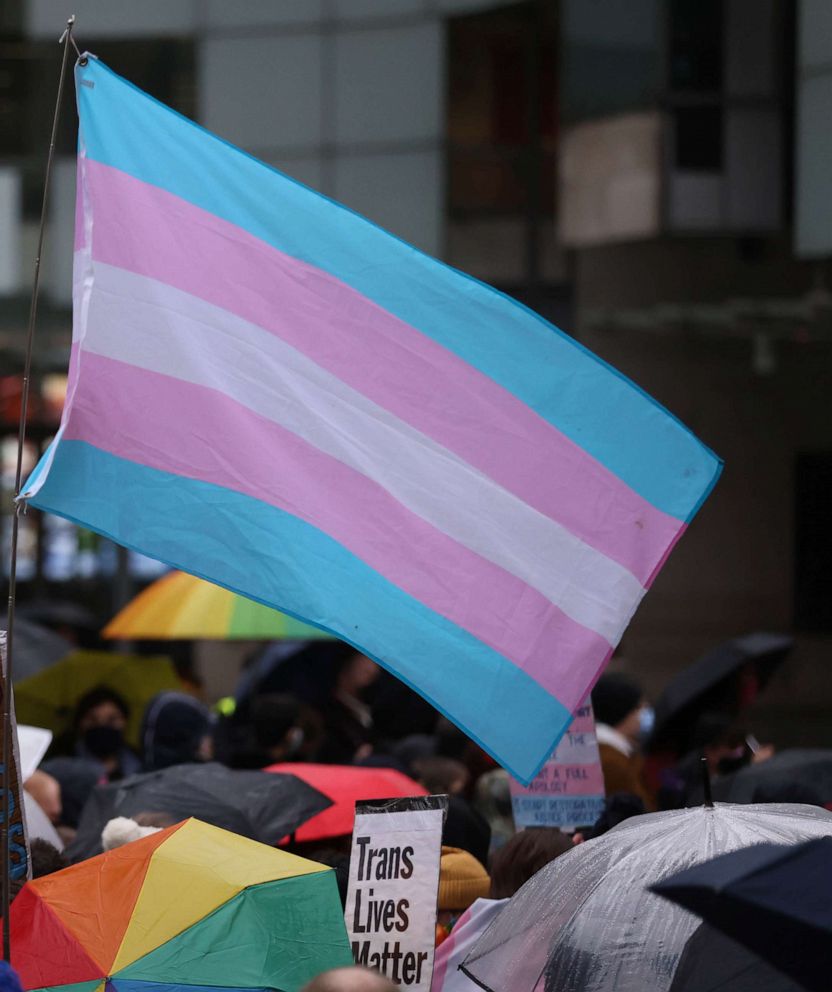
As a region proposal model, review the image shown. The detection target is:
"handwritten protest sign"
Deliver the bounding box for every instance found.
[0,631,30,881]
[510,698,605,830]
[346,795,447,992]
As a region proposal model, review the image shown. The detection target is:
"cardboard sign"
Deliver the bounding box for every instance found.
[346,795,447,991]
[510,698,605,830]
[0,631,31,881]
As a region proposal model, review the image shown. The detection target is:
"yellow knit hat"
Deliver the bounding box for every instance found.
[437,845,490,911]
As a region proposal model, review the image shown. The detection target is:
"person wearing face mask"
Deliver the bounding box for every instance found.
[591,672,656,811]
[73,686,142,782]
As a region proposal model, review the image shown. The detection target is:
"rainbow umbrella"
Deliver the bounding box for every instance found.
[11,818,353,992]
[103,570,334,640]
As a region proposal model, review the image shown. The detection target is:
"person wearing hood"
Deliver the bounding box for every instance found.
[73,686,142,782]
[591,672,655,810]
[141,691,213,772]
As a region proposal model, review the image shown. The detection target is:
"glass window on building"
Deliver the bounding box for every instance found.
[446,1,556,219]
[560,0,661,124]
[669,0,723,93]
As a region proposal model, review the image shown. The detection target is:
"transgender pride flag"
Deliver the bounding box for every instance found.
[23,57,721,783]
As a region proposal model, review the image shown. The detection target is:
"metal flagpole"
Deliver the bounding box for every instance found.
[2,13,78,960]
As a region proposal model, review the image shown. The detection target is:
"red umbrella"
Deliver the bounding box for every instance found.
[267,763,427,843]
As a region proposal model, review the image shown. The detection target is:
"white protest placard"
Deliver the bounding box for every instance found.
[509,697,606,830]
[346,795,447,992]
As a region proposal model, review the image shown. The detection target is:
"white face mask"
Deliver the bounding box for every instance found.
[639,706,655,741]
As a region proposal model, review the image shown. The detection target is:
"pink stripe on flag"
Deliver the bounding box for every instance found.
[65,350,609,709]
[74,176,85,251]
[81,159,682,587]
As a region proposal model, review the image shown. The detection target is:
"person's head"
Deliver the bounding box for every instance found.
[442,796,492,867]
[414,757,469,797]
[23,770,62,825]
[74,686,130,759]
[252,693,304,760]
[437,845,490,925]
[141,691,213,771]
[301,967,397,992]
[391,734,436,775]
[691,712,747,774]
[591,673,649,746]
[334,653,380,697]
[434,718,468,761]
[472,769,515,849]
[29,838,69,878]
[489,828,573,899]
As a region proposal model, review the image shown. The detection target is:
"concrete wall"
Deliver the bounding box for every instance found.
[575,239,832,746]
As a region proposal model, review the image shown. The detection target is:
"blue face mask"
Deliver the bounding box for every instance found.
[639,706,655,741]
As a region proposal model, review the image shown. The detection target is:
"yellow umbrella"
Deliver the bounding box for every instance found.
[14,650,181,748]
[103,570,334,641]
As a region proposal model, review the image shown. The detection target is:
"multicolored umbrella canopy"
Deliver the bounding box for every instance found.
[14,651,181,748]
[11,818,353,992]
[103,570,335,640]
[267,762,428,843]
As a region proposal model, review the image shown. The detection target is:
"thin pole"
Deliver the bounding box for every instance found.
[2,14,77,960]
[700,756,714,809]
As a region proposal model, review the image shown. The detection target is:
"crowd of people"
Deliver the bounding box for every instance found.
[14,635,828,991]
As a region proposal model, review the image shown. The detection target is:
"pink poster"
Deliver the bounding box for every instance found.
[509,698,605,829]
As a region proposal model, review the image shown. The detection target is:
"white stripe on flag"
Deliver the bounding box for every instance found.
[78,260,645,644]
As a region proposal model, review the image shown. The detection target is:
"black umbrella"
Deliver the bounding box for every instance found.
[652,838,832,992]
[669,923,804,991]
[650,632,793,753]
[67,761,331,862]
[709,749,832,806]
[7,618,73,682]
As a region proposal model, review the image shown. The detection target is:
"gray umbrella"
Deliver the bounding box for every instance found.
[5,619,73,682]
[67,761,332,862]
[462,802,832,992]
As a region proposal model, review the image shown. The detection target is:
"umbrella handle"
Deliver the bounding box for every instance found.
[700,757,714,808]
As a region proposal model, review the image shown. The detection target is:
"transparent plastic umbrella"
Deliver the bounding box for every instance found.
[462,802,832,992]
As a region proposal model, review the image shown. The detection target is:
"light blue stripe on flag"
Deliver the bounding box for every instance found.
[29,440,572,784]
[75,57,721,522]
